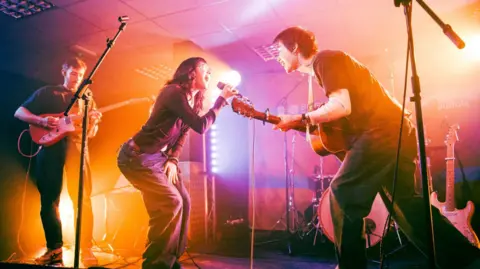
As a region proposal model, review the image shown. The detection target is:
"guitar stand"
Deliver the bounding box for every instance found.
[369,221,408,266]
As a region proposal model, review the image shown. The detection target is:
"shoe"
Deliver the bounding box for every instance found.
[35,248,63,265]
[81,248,98,266]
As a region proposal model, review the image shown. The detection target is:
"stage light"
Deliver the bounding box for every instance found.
[253,43,280,61]
[0,0,55,19]
[220,70,242,87]
[210,138,217,144]
[464,35,480,62]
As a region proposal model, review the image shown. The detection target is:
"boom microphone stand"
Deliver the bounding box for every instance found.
[393,1,465,268]
[63,16,129,269]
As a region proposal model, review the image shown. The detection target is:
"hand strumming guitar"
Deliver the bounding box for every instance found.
[40,116,59,129]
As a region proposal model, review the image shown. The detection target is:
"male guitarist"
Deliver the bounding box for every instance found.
[14,57,101,265]
[271,26,480,269]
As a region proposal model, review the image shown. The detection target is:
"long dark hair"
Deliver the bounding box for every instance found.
[165,57,206,115]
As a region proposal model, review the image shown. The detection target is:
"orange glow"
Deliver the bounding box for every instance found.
[59,191,75,243]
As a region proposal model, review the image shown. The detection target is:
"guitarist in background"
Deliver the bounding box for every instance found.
[14,57,101,265]
[271,26,480,269]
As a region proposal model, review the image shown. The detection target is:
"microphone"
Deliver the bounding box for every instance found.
[442,24,465,49]
[217,82,242,97]
[118,15,130,23]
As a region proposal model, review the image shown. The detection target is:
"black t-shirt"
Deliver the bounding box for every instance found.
[313,50,410,135]
[21,85,96,143]
[132,84,227,155]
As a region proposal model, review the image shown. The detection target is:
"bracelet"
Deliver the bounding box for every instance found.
[167,156,179,165]
[38,117,46,128]
[301,113,311,125]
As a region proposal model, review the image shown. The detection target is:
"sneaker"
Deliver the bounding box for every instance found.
[81,248,98,266]
[35,248,63,265]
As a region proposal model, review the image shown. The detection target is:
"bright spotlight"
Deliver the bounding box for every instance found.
[464,35,480,62]
[220,70,242,87]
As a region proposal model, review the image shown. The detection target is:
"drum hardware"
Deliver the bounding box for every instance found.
[255,131,302,254]
[300,157,335,246]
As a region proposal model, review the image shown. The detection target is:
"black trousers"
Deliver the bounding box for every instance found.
[117,141,190,269]
[330,121,480,269]
[35,139,94,250]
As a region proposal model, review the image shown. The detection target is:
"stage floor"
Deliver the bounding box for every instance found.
[1,242,427,269]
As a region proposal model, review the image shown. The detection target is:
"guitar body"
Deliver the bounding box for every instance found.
[430,124,480,248]
[27,96,154,147]
[308,118,350,158]
[430,192,480,247]
[30,113,76,146]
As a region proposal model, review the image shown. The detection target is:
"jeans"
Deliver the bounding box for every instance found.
[330,121,480,269]
[117,141,190,269]
[35,139,94,249]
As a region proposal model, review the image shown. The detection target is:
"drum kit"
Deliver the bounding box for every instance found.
[301,157,401,249]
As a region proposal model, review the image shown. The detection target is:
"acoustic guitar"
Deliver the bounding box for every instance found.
[29,96,154,146]
[231,96,350,159]
[430,124,480,247]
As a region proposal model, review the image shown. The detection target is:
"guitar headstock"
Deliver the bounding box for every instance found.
[445,124,460,146]
[231,96,255,118]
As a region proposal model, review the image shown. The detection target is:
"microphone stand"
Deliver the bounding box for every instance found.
[63,16,129,269]
[393,1,465,268]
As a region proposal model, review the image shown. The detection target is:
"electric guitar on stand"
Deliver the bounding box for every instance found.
[28,96,154,146]
[231,96,350,159]
[430,124,480,247]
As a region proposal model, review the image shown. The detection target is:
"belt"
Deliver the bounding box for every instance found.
[127,139,169,156]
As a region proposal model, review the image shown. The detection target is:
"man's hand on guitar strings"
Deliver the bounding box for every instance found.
[40,116,59,129]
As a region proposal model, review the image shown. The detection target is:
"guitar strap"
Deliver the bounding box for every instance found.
[306,72,315,142]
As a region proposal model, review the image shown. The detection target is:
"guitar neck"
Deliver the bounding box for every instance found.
[97,99,146,113]
[68,98,149,121]
[249,110,313,133]
[445,144,456,211]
